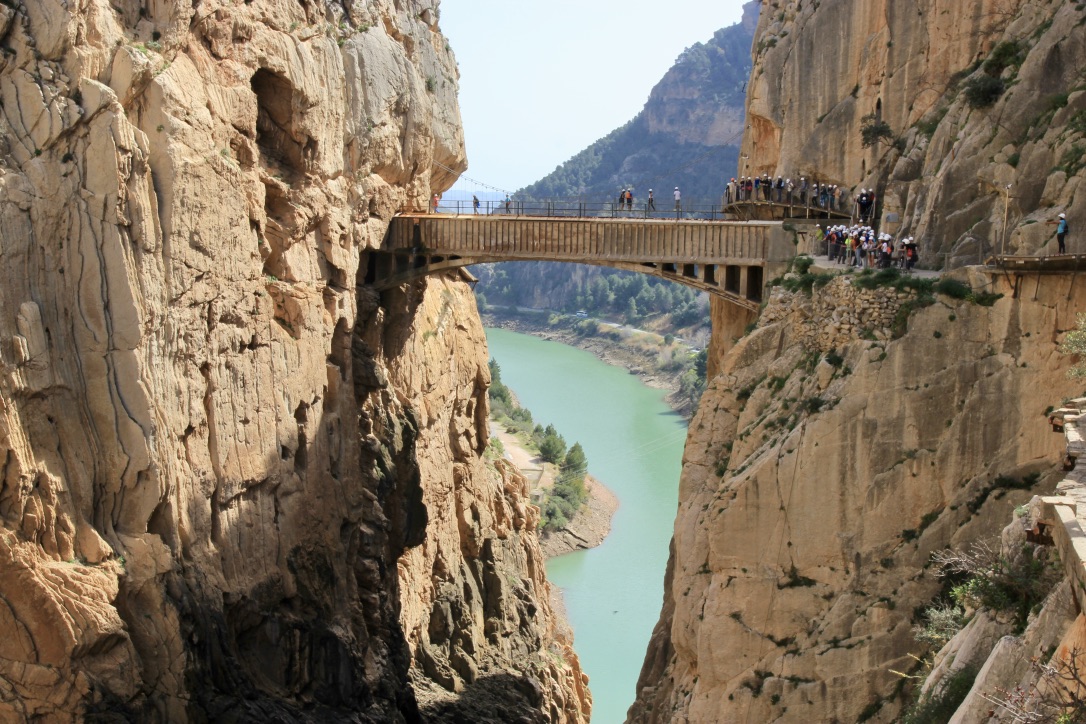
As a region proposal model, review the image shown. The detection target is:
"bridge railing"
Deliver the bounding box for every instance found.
[420,198,743,221]
[417,198,859,223]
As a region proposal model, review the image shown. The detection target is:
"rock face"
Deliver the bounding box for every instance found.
[630,271,1086,722]
[641,0,759,148]
[0,1,587,721]
[741,0,1086,265]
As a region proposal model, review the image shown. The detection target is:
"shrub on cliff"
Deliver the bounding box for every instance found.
[963,75,1005,109]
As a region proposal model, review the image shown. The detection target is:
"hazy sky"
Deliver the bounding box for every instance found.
[439,0,749,194]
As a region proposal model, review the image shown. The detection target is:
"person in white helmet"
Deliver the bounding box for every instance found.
[647,189,655,212]
[674,186,682,213]
[1054,212,1069,254]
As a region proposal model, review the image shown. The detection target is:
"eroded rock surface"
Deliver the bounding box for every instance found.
[631,271,1086,722]
[741,0,1085,265]
[0,1,587,721]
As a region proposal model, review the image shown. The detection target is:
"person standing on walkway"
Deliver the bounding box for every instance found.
[647,189,655,211]
[674,187,682,213]
[431,193,440,213]
[625,188,634,212]
[504,194,512,214]
[472,195,480,214]
[1055,213,1069,254]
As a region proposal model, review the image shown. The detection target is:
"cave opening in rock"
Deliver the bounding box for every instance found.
[251,68,311,177]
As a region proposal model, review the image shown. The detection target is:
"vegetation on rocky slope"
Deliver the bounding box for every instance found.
[488,360,591,531]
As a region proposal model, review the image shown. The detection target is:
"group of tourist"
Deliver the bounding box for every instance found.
[723,176,851,211]
[821,224,919,270]
[721,176,882,222]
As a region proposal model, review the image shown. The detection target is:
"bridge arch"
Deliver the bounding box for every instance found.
[365,214,798,313]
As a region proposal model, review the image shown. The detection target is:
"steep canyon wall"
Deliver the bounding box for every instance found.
[0,1,587,721]
[630,2,1086,720]
[741,0,1085,266]
[633,270,1086,722]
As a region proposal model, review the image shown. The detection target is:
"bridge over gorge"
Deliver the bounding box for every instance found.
[364,213,799,311]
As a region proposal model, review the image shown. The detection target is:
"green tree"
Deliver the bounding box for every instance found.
[561,442,588,479]
[694,348,708,381]
[860,113,894,148]
[539,433,567,463]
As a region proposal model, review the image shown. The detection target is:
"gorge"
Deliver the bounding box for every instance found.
[1,1,1085,723]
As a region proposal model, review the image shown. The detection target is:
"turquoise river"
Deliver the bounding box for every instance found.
[485,328,687,723]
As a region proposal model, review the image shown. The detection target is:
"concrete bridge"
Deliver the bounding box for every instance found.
[365,214,798,311]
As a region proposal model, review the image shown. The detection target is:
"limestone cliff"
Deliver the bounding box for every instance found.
[631,270,1086,722]
[741,0,1085,265]
[0,1,587,721]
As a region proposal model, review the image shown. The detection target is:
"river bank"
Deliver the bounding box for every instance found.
[491,424,619,559]
[481,310,696,416]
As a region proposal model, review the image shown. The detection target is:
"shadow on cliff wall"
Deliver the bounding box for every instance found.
[103,286,435,722]
[419,672,551,724]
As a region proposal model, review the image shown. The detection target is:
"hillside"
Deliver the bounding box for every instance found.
[516,1,758,204]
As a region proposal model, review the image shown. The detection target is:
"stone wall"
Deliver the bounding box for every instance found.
[759,275,914,350]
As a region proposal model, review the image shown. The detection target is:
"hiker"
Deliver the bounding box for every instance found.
[1054,213,1070,254]
[647,189,656,211]
[472,194,480,214]
[673,186,682,213]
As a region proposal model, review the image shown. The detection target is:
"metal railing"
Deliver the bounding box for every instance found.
[410,196,864,223]
[413,198,743,221]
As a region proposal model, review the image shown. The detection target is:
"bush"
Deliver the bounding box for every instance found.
[983,40,1026,77]
[792,255,815,275]
[933,278,971,299]
[934,539,1060,632]
[914,603,967,646]
[963,75,1005,108]
[900,665,979,724]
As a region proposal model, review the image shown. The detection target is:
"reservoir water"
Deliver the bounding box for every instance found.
[484,328,687,723]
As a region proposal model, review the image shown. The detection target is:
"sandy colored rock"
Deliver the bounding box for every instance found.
[0,1,587,721]
[631,270,1086,722]
[740,0,1085,266]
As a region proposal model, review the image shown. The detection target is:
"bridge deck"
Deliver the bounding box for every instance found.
[371,214,798,311]
[388,213,793,265]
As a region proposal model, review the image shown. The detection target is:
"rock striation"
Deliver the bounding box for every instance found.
[0,1,587,721]
[740,0,1085,265]
[631,269,1086,722]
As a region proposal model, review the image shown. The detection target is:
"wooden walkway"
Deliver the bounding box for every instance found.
[366,214,798,310]
[984,254,1086,272]
[723,200,854,222]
